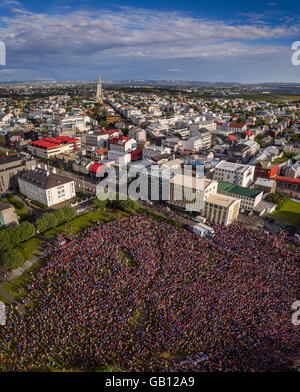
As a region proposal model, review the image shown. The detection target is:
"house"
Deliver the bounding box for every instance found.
[109,136,136,153]
[92,148,108,161]
[255,161,279,179]
[72,158,94,175]
[283,164,300,179]
[89,162,105,179]
[228,122,247,133]
[254,178,276,194]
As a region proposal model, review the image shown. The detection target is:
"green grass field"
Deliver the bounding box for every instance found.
[16,237,44,260]
[44,208,127,238]
[272,200,300,228]
[0,294,8,303]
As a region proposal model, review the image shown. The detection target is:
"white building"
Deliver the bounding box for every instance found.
[213,160,255,187]
[18,167,76,207]
[204,193,240,226]
[181,132,212,152]
[107,150,131,165]
[109,136,136,153]
[190,120,216,132]
[128,128,147,142]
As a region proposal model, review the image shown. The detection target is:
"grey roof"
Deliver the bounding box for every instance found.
[0,201,13,211]
[0,154,20,166]
[19,169,73,190]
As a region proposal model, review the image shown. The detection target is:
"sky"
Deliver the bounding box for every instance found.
[1,0,300,82]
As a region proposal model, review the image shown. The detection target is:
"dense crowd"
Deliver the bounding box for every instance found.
[0,215,299,372]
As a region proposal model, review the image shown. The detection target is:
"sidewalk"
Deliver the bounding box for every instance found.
[0,256,40,307]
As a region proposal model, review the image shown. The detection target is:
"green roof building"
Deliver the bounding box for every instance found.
[217,181,263,211]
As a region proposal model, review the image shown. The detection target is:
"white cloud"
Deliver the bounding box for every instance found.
[0,5,299,80]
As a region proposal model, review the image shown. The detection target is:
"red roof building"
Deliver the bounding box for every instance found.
[275,176,300,195]
[129,149,143,161]
[28,136,81,159]
[244,130,254,137]
[255,162,279,179]
[89,162,104,174]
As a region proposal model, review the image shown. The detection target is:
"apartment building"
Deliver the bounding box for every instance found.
[189,120,216,132]
[213,160,255,187]
[181,132,212,152]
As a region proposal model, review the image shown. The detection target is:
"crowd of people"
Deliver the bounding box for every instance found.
[0,214,299,372]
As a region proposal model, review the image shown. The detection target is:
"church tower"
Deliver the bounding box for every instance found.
[96,76,103,103]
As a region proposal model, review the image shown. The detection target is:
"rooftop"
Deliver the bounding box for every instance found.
[19,169,73,189]
[170,174,204,190]
[218,181,262,199]
[205,193,239,208]
[0,201,13,212]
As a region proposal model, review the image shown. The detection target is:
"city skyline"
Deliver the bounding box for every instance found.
[1,1,300,82]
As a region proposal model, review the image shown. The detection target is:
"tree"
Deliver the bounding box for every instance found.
[61,207,76,222]
[36,207,76,233]
[107,193,139,214]
[0,249,25,270]
[94,198,108,209]
[100,120,108,128]
[0,222,36,251]
[0,229,12,251]
[58,162,64,174]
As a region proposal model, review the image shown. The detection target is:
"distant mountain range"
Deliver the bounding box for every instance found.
[1,79,300,88]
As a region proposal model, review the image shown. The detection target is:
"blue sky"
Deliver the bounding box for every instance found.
[1,0,300,82]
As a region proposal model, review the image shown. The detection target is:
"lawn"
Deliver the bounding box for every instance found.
[44,208,127,238]
[4,260,45,301]
[16,237,44,260]
[0,294,8,303]
[272,200,300,228]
